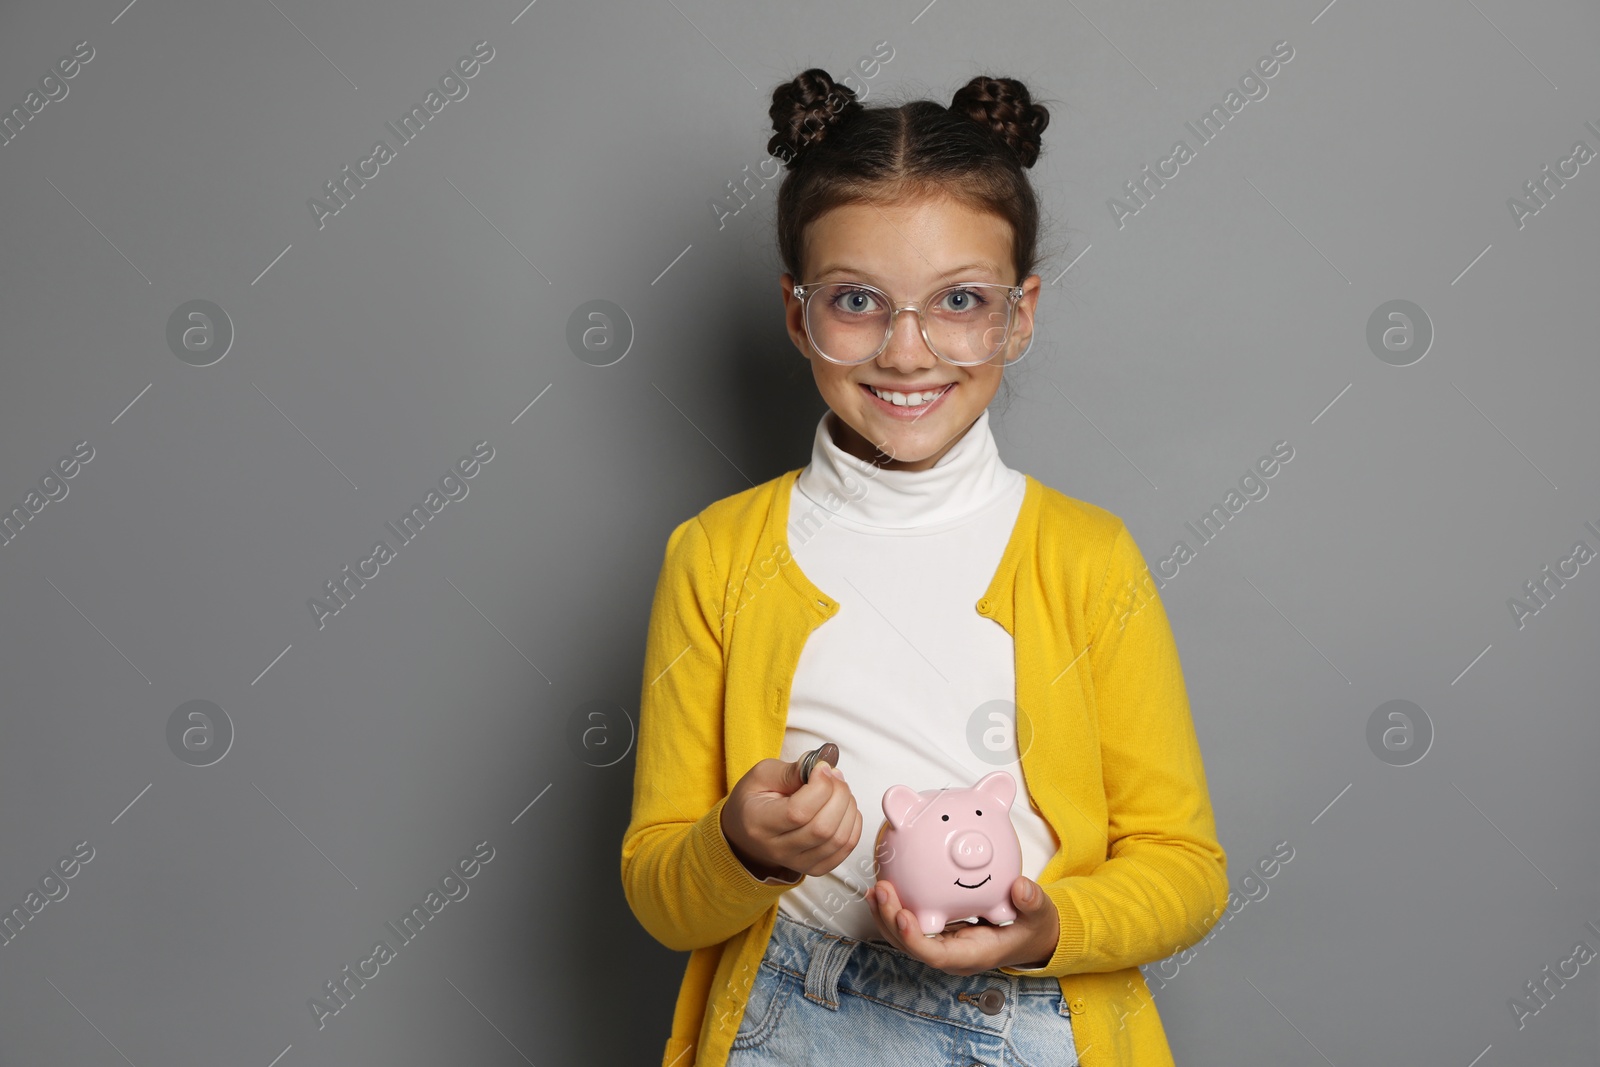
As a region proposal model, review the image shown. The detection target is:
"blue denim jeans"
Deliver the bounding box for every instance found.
[726,909,1080,1066]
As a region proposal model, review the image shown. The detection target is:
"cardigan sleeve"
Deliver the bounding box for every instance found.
[1002,523,1229,979]
[619,515,799,953]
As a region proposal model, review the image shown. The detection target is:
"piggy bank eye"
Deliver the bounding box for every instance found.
[941,814,949,821]
[975,809,983,816]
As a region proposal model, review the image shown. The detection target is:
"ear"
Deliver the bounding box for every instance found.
[882,785,921,829]
[975,771,1016,811]
[779,272,809,360]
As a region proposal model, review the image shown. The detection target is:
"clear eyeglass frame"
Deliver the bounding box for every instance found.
[791,280,1027,367]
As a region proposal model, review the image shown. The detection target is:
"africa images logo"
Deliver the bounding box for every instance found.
[308,441,495,630]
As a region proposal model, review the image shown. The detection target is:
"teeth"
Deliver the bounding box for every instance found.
[869,384,947,407]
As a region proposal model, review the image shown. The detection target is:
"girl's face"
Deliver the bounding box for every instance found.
[780,194,1040,472]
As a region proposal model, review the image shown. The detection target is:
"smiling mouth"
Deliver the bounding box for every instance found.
[859,382,954,411]
[954,874,991,889]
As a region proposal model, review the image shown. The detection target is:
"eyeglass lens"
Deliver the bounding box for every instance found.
[804,283,1015,366]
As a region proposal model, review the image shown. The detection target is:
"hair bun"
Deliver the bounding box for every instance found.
[768,68,864,168]
[949,75,1049,169]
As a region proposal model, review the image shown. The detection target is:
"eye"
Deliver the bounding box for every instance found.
[829,286,883,315]
[941,814,949,821]
[975,809,983,816]
[936,287,989,313]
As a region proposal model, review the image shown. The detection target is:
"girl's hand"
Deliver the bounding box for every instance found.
[721,758,862,881]
[867,876,1060,977]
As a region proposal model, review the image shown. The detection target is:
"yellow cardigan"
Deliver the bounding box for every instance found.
[621,466,1229,1067]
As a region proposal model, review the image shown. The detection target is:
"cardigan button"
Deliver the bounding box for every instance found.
[977,597,991,613]
[1069,997,1086,1014]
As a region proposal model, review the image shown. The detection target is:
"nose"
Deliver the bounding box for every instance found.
[877,306,940,371]
[949,831,993,870]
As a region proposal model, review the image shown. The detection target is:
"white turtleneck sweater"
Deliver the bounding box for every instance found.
[763,407,1058,942]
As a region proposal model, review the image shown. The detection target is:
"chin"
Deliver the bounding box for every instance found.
[829,398,969,464]
[866,428,959,469]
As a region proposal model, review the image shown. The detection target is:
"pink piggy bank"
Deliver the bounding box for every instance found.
[873,771,1023,936]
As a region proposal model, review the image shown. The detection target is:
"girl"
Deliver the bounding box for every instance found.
[622,68,1229,1067]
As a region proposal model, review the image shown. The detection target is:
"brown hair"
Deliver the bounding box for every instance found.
[766,69,1053,284]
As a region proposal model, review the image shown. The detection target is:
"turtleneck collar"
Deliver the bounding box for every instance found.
[794,408,1022,531]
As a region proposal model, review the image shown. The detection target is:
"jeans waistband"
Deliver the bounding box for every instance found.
[762,908,1067,1031]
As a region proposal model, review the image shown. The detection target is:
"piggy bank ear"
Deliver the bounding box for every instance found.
[882,785,921,829]
[975,771,1016,811]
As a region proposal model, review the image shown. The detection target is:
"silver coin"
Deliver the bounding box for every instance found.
[799,742,838,784]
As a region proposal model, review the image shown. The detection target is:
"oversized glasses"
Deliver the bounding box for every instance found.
[792,280,1026,367]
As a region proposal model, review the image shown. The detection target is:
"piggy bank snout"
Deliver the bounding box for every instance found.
[950,830,995,870]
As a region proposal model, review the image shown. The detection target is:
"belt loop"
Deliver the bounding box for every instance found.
[802,932,858,1011]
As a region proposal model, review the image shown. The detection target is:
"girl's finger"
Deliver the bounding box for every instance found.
[758,774,841,854]
[785,781,860,867]
[790,806,864,870]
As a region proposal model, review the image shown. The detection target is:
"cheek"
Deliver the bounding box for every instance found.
[819,370,860,403]
[958,371,1004,407]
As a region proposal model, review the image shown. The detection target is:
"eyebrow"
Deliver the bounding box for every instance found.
[811,261,1004,283]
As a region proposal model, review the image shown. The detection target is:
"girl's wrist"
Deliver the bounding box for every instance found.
[1013,905,1061,969]
[736,849,797,883]
[1010,940,1053,969]
[733,845,779,880]
[720,806,788,881]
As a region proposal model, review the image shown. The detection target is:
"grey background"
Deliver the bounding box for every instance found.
[1,0,1597,1064]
